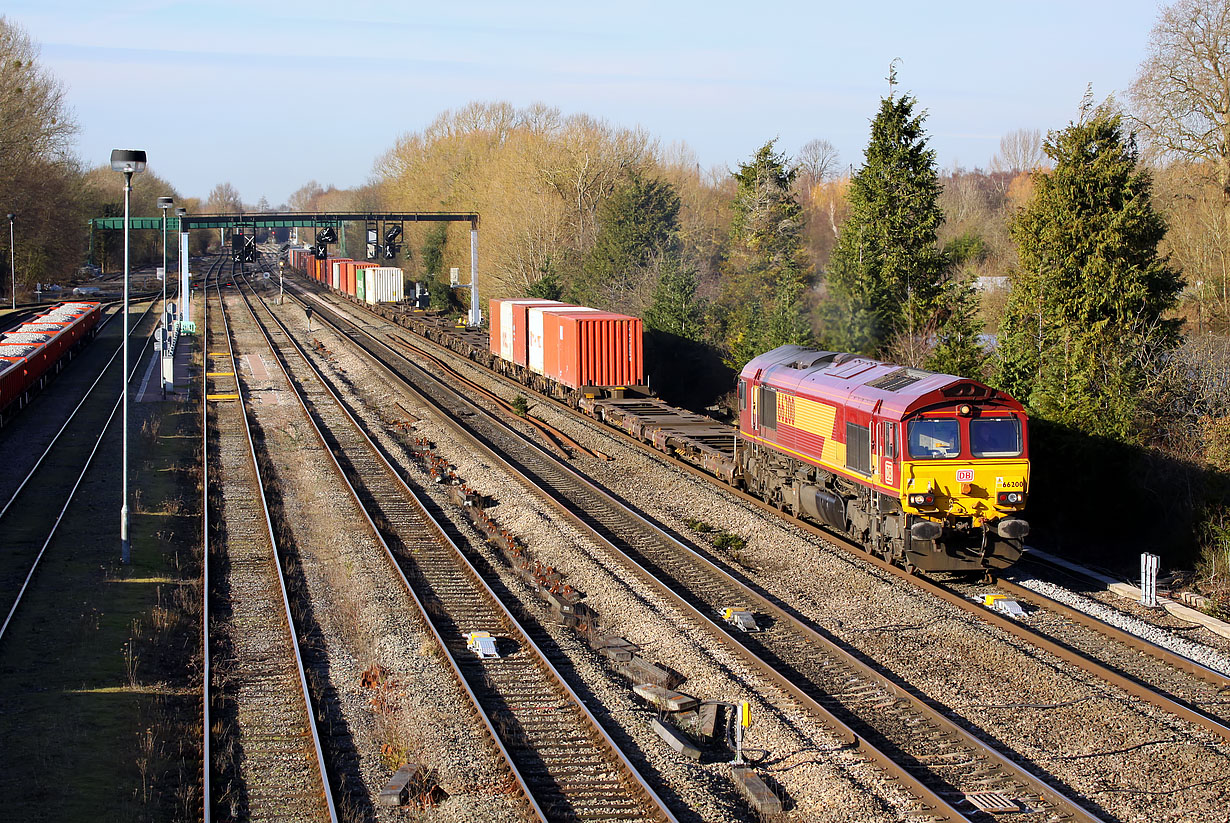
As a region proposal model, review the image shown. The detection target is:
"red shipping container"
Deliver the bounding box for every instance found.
[539,308,643,390]
[489,298,567,364]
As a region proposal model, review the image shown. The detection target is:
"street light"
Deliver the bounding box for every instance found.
[175,207,187,327]
[112,149,146,565]
[158,196,173,335]
[6,214,13,311]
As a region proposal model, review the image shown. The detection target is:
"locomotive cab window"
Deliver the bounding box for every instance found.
[908,418,960,459]
[738,380,746,410]
[970,417,1022,458]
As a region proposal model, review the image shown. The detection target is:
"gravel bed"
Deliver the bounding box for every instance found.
[275,288,922,822]
[1009,575,1230,678]
[224,290,522,822]
[309,296,1230,823]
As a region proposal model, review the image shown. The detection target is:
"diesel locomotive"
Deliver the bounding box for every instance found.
[736,346,1030,572]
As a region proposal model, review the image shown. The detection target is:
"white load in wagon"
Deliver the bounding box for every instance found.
[363,267,404,305]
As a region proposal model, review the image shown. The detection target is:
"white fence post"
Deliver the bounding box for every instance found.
[1141,552,1160,607]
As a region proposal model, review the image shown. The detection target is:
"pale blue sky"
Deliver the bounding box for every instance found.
[6,0,1165,205]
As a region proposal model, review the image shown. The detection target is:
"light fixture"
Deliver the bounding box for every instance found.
[110,149,147,174]
[112,148,146,565]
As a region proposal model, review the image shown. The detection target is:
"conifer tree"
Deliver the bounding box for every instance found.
[996,102,1181,441]
[713,140,811,366]
[826,87,946,355]
[925,274,985,377]
[644,260,704,341]
[574,173,681,312]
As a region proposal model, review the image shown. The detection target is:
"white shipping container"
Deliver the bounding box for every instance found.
[331,261,342,290]
[527,305,596,375]
[363,267,404,304]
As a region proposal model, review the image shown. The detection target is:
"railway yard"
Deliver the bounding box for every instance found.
[2,250,1230,822]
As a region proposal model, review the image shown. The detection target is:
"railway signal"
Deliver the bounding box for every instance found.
[383,223,402,260]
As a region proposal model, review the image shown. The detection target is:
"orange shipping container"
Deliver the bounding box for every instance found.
[539,308,643,390]
[489,298,568,364]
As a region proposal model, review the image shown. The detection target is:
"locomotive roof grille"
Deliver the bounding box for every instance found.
[867,367,933,392]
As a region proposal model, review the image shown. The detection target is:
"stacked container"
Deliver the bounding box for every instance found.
[330,258,352,291]
[489,298,569,365]
[527,305,643,390]
[364,267,405,304]
[354,262,377,302]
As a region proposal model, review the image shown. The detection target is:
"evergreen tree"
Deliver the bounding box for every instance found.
[925,274,986,377]
[644,259,704,340]
[996,102,1181,441]
[526,264,563,300]
[713,140,811,366]
[826,91,946,354]
[573,172,681,313]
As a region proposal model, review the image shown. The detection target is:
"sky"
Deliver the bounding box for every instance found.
[5,0,1166,206]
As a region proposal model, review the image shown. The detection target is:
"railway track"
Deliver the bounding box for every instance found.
[279,280,1110,823]
[0,296,160,643]
[333,288,1230,754]
[204,257,337,823]
[232,263,674,821]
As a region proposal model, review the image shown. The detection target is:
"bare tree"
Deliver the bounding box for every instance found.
[990,129,1045,174]
[205,182,243,213]
[797,138,840,186]
[1130,0,1230,191]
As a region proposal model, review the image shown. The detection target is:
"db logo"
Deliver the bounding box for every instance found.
[955,469,974,483]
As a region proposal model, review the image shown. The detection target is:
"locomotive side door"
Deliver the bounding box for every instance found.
[749,369,762,432]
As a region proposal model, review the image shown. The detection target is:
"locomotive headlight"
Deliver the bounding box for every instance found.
[996,491,1025,505]
[908,493,935,507]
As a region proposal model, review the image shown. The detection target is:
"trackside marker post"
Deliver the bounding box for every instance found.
[1141,553,1160,607]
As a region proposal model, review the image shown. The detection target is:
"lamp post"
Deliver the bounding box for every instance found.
[6,214,13,311]
[158,196,174,333]
[175,207,187,327]
[278,260,284,305]
[112,149,147,565]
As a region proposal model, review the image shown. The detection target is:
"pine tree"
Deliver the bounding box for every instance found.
[826,91,946,355]
[925,274,985,377]
[573,173,681,313]
[996,102,1181,441]
[644,259,704,341]
[713,140,811,366]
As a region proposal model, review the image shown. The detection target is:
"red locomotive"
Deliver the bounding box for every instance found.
[0,301,102,423]
[737,346,1030,572]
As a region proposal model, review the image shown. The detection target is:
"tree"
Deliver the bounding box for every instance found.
[996,102,1182,441]
[796,138,840,195]
[825,90,946,355]
[205,182,243,213]
[990,129,1045,175]
[573,172,681,314]
[0,18,85,290]
[925,274,986,377]
[712,140,811,366]
[1130,0,1230,193]
[644,259,704,341]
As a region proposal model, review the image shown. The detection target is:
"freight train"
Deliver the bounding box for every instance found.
[0,301,103,423]
[283,259,1030,573]
[736,345,1029,572]
[286,248,405,305]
